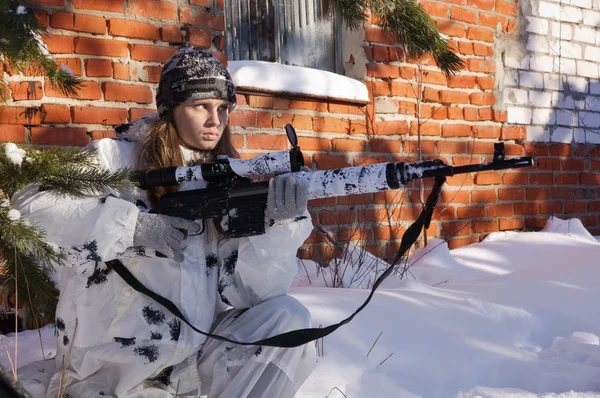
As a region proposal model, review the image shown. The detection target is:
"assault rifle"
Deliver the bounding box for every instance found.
[134,124,534,237]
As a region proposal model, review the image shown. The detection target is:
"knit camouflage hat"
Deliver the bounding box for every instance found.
[156,47,236,120]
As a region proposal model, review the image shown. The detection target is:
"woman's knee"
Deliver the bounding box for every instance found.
[261,295,312,332]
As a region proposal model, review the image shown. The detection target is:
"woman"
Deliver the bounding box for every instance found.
[13,47,316,398]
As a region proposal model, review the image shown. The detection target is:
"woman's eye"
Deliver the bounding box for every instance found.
[195,104,207,109]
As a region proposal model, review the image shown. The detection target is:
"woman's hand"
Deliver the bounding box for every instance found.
[133,213,201,262]
[265,174,309,222]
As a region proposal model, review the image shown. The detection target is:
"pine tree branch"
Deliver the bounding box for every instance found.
[332,0,463,75]
[0,2,83,96]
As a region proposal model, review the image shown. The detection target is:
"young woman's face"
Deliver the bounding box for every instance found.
[172,98,231,151]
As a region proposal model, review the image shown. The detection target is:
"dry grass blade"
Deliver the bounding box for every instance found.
[2,338,16,380]
[325,386,348,397]
[377,352,394,367]
[366,331,383,357]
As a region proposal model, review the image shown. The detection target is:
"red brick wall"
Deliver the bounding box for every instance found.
[2,0,599,262]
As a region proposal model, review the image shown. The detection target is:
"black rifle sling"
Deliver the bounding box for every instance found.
[107,177,447,348]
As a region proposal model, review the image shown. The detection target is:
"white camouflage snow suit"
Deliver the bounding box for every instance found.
[13,132,316,398]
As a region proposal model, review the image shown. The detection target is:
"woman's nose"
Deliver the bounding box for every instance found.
[206,108,220,125]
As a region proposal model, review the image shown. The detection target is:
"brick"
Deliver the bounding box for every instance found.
[493,110,507,122]
[313,117,349,134]
[477,76,495,90]
[349,120,367,135]
[475,171,502,185]
[421,1,449,17]
[214,35,226,51]
[478,108,493,120]
[216,0,224,8]
[499,218,524,230]
[0,107,42,125]
[103,82,152,104]
[439,90,470,104]
[365,27,396,44]
[467,59,496,73]
[471,189,497,203]
[129,0,178,20]
[109,19,160,40]
[422,87,440,102]
[501,127,526,140]
[499,188,524,200]
[143,66,163,83]
[0,124,26,142]
[71,106,127,124]
[90,130,117,140]
[332,138,367,152]
[502,172,528,185]
[369,139,401,153]
[473,43,493,57]
[555,173,578,185]
[161,26,184,43]
[526,187,551,200]
[391,82,418,98]
[366,63,400,78]
[189,28,212,49]
[514,202,538,215]
[75,37,128,57]
[442,124,471,137]
[458,206,486,219]
[50,12,106,34]
[31,127,89,146]
[447,75,477,88]
[447,107,463,119]
[472,126,501,138]
[288,100,328,112]
[294,137,329,151]
[71,0,125,12]
[42,34,74,53]
[313,154,350,169]
[247,134,288,150]
[372,45,390,62]
[435,20,466,38]
[441,221,471,237]
[85,58,112,77]
[463,107,478,121]
[130,45,178,63]
[468,0,494,9]
[129,108,156,121]
[422,71,448,86]
[273,114,312,131]
[55,57,82,76]
[410,121,441,136]
[9,81,43,100]
[470,93,495,105]
[41,104,70,123]
[458,41,474,55]
[45,80,102,100]
[451,7,477,23]
[180,7,225,30]
[472,220,499,233]
[466,27,494,42]
[113,62,130,80]
[496,0,517,16]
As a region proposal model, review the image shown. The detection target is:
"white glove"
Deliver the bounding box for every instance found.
[133,213,201,262]
[265,174,309,222]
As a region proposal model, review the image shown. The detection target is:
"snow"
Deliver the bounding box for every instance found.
[3,143,26,166]
[16,6,27,14]
[60,64,73,77]
[227,60,370,103]
[7,209,21,221]
[5,217,600,397]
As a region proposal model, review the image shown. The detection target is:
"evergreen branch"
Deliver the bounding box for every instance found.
[36,166,136,197]
[0,144,136,197]
[371,0,463,75]
[332,0,368,31]
[0,2,82,96]
[0,209,63,269]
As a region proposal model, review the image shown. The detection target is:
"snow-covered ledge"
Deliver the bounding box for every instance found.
[227,60,370,104]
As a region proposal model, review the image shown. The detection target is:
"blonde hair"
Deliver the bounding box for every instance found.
[138,117,239,210]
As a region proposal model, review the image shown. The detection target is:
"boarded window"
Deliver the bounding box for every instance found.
[225,0,342,73]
